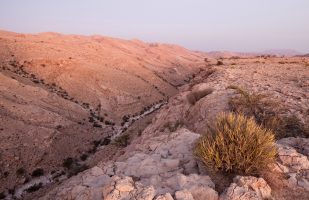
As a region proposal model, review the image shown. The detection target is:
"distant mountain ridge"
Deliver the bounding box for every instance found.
[260,49,303,56]
[297,53,309,57]
[204,49,303,58]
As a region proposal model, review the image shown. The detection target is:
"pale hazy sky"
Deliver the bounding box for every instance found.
[0,0,308,52]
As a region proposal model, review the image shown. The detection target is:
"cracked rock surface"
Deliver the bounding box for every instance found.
[42,126,309,200]
[220,176,272,200]
[39,62,309,200]
[40,95,309,200]
[41,129,218,200]
[274,138,309,191]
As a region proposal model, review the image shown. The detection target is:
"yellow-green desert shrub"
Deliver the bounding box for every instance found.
[113,134,130,147]
[195,112,276,175]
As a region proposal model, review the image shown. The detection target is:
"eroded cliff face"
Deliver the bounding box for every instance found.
[36,57,309,200]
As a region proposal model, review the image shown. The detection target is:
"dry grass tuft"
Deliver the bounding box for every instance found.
[195,112,277,175]
[275,115,309,138]
[227,86,308,138]
[227,85,278,126]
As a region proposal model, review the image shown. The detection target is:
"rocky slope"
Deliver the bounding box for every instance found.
[0,31,309,199]
[36,56,309,199]
[0,30,207,196]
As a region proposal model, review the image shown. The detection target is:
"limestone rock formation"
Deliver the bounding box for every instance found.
[220,176,272,200]
[41,129,218,200]
[274,138,309,191]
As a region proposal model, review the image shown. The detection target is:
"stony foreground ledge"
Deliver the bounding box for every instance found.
[40,128,309,200]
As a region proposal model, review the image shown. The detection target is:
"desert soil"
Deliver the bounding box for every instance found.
[0,30,309,199]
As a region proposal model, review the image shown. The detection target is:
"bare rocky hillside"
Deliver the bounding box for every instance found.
[0,31,309,200]
[0,30,206,197]
[39,56,309,200]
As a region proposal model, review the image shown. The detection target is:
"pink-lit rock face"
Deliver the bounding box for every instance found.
[0,30,205,194]
[1,30,309,200]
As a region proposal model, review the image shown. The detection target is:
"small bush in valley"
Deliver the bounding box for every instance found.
[93,140,101,147]
[195,112,276,175]
[187,88,213,105]
[26,183,43,193]
[0,192,6,199]
[68,164,88,177]
[113,134,130,147]
[63,157,74,169]
[8,188,14,195]
[32,79,40,84]
[16,167,26,176]
[31,168,44,177]
[217,60,224,65]
[101,136,111,145]
[105,120,113,125]
[80,154,88,161]
[93,123,102,128]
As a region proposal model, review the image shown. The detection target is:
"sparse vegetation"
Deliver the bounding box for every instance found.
[88,117,94,122]
[68,164,88,177]
[275,115,309,138]
[195,112,277,175]
[101,136,111,145]
[227,85,308,138]
[113,134,130,147]
[104,120,114,126]
[0,192,6,199]
[62,157,88,177]
[56,125,62,129]
[227,85,279,127]
[93,140,101,147]
[16,167,26,176]
[92,123,102,128]
[162,120,184,132]
[62,157,74,169]
[187,88,213,105]
[26,183,43,193]
[138,129,142,136]
[217,60,224,65]
[31,168,44,177]
[87,146,97,154]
